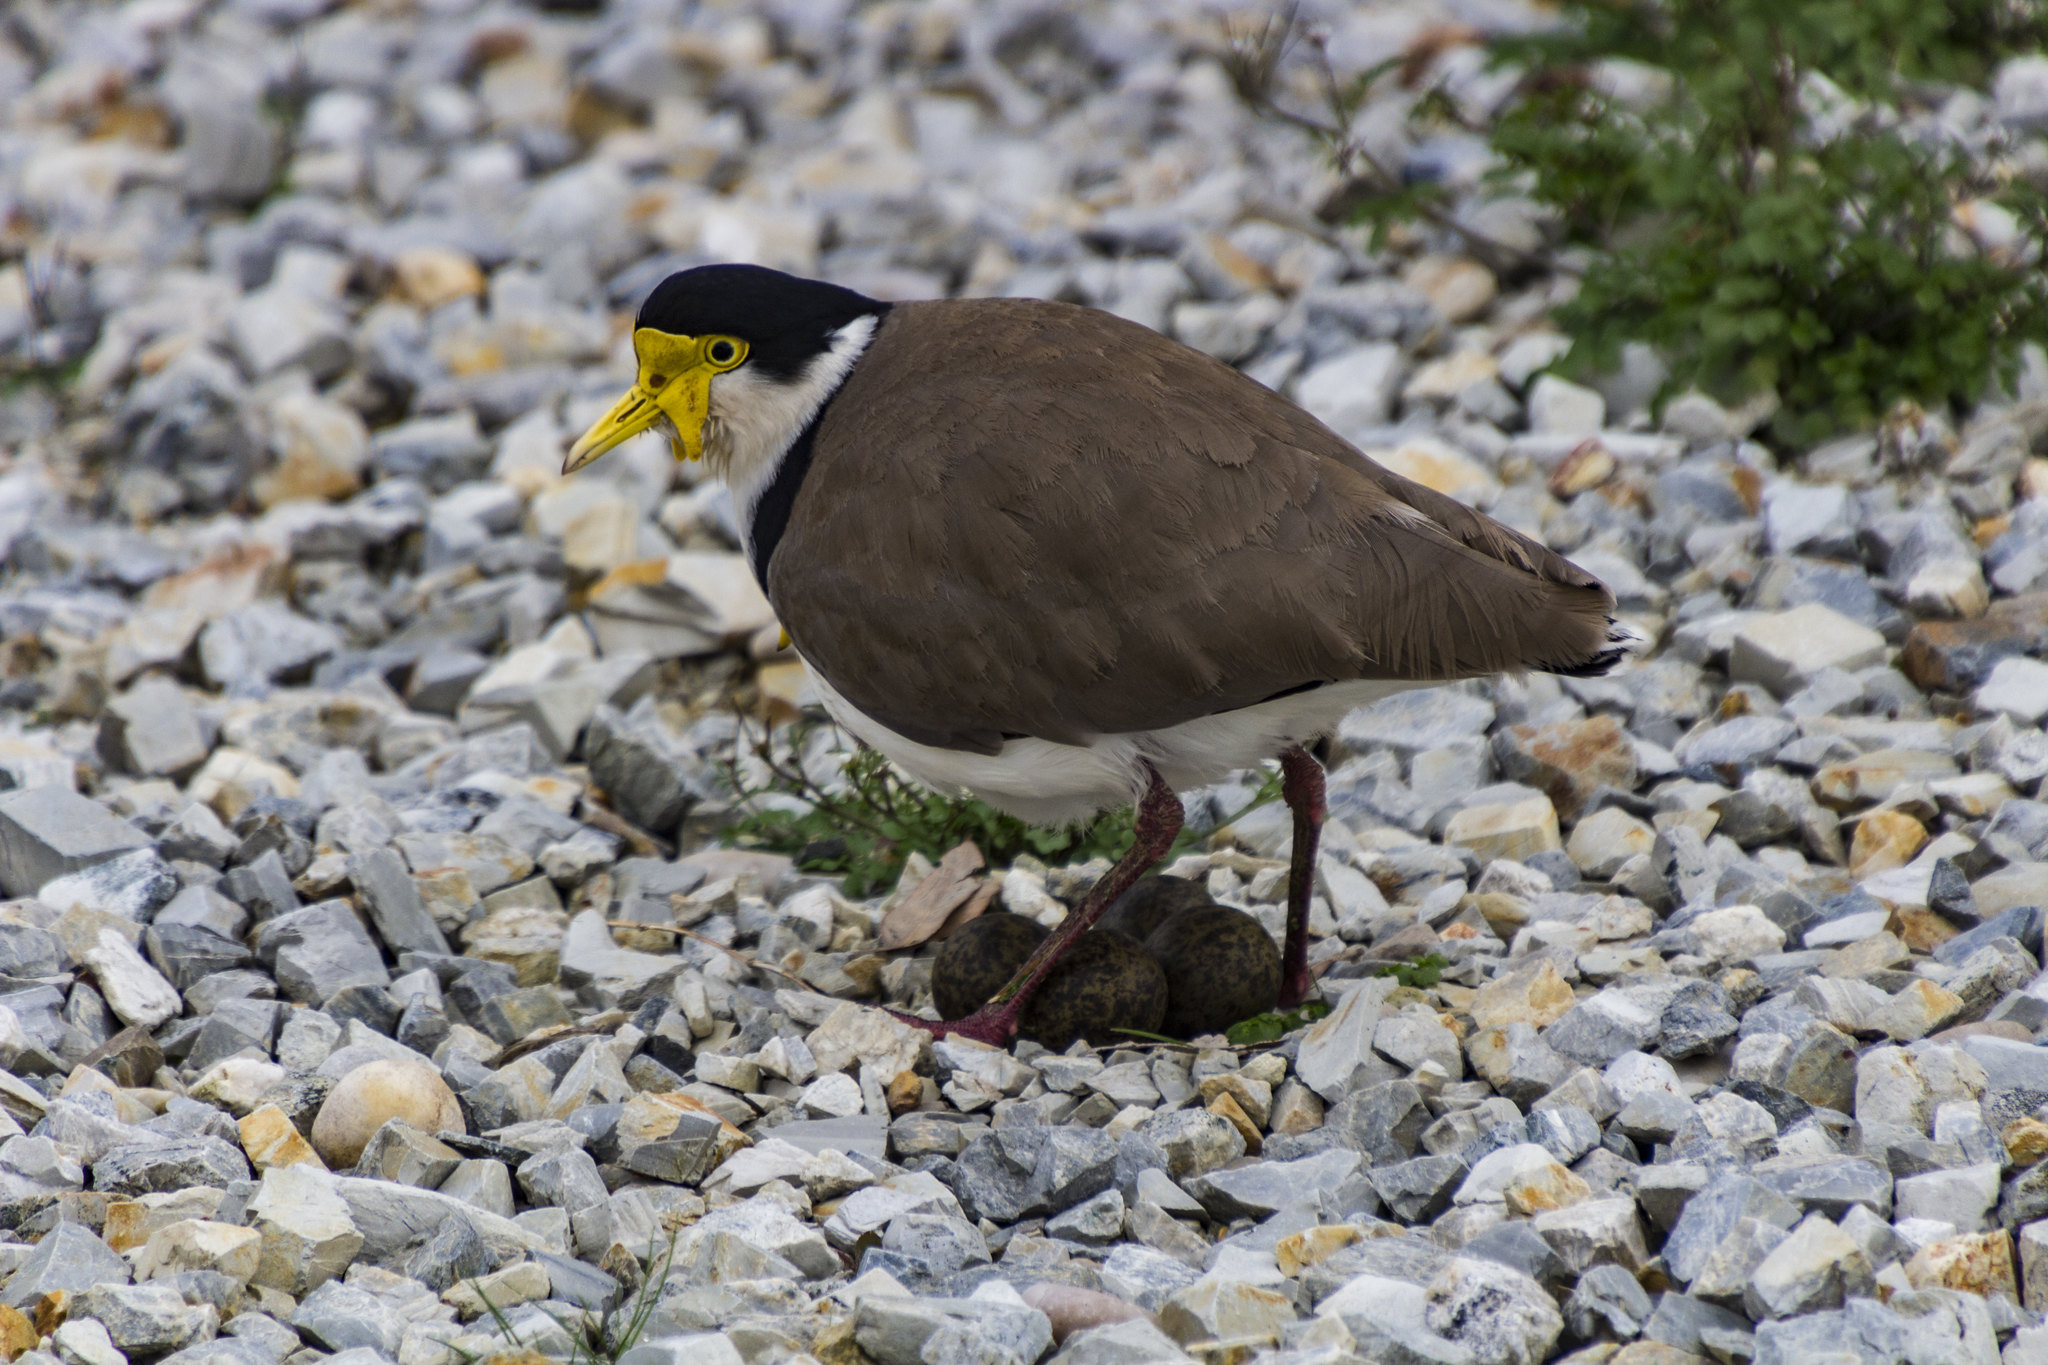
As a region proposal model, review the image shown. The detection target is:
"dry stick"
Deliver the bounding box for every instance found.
[1232,9,1572,275]
[579,800,673,858]
[613,918,830,995]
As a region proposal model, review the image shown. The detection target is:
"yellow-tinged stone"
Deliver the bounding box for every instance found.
[1873,978,1965,1042]
[1926,772,2016,818]
[2021,457,2048,503]
[239,1104,326,1172]
[1405,349,1499,402]
[1503,1161,1592,1215]
[1468,958,1576,1030]
[141,543,279,616]
[1445,795,1561,863]
[1158,1279,1295,1348]
[813,1319,868,1365]
[188,747,300,821]
[1903,1229,2017,1301]
[138,1219,262,1283]
[460,903,567,984]
[1207,1091,1261,1154]
[443,1261,551,1319]
[1884,906,1959,954]
[1820,931,1910,980]
[1548,442,1618,498]
[1849,809,1927,878]
[393,246,485,309]
[0,1303,34,1361]
[1197,1073,1272,1126]
[1276,1225,1362,1276]
[618,1092,750,1172]
[885,1070,926,1116]
[755,660,812,711]
[1813,749,1959,809]
[254,449,362,508]
[1402,254,1497,324]
[104,1189,228,1253]
[30,1293,65,1340]
[647,1093,752,1164]
[1610,1344,1707,1365]
[1471,892,1530,940]
[1653,808,1719,841]
[417,867,480,934]
[2004,1116,2048,1167]
[58,1066,153,1123]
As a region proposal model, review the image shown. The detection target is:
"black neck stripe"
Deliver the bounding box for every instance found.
[743,303,889,590]
[748,399,830,591]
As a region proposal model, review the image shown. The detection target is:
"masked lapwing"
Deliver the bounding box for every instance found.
[567,264,1628,1045]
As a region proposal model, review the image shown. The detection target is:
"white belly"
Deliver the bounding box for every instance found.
[803,664,1427,825]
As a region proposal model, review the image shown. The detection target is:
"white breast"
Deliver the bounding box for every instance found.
[708,314,878,559]
[803,664,1428,825]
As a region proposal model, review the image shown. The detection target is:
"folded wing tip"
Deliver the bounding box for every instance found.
[1550,618,1651,678]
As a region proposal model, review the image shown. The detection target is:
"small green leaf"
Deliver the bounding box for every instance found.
[1372,954,1449,989]
[1224,999,1332,1046]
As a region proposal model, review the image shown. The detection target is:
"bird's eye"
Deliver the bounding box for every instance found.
[708,340,737,365]
[647,373,668,389]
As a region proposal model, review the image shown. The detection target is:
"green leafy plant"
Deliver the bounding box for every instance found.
[1237,0,2048,445]
[1490,0,2047,443]
[722,723,1283,896]
[1224,999,1333,1045]
[1372,952,1450,989]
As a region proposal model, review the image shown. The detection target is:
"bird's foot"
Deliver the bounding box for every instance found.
[882,1003,1020,1048]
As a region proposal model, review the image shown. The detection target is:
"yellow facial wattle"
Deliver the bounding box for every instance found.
[563,328,748,473]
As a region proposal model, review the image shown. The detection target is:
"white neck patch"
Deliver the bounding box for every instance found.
[708,314,879,550]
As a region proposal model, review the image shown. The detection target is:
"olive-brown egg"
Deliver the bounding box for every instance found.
[1143,904,1282,1037]
[1018,928,1168,1050]
[1098,875,1213,944]
[932,912,1047,1020]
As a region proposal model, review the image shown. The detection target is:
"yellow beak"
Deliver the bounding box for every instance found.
[563,328,744,474]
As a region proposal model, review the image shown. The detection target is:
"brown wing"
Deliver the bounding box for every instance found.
[769,298,1617,754]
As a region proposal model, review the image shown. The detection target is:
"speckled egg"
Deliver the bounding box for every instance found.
[1018,928,1168,1049]
[931,912,1047,1020]
[1143,904,1282,1037]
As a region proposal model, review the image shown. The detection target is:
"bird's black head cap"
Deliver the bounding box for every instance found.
[638,264,888,382]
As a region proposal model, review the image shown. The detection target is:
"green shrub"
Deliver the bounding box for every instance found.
[1242,0,2048,444]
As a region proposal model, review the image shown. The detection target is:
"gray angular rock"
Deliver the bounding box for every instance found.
[95,1138,250,1196]
[583,705,700,835]
[290,1280,402,1356]
[1189,1148,1362,1221]
[1135,1110,1246,1181]
[347,847,450,955]
[1021,1127,1119,1217]
[0,787,150,899]
[76,1282,217,1356]
[1,1222,131,1307]
[98,677,210,780]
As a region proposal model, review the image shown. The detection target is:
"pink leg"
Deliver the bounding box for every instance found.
[890,766,1184,1046]
[1279,745,1325,1007]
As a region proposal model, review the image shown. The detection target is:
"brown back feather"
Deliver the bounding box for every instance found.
[769,298,1617,754]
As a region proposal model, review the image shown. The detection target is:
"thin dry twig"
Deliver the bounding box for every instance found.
[615,917,829,995]
[1227,5,1570,274]
[578,798,674,858]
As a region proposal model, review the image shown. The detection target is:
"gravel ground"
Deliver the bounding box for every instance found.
[2,2,2048,1364]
